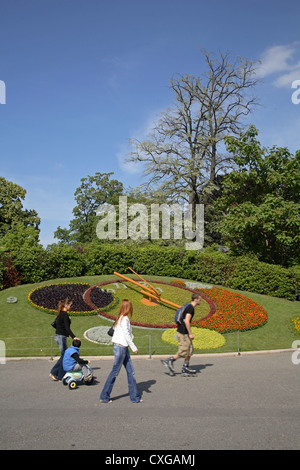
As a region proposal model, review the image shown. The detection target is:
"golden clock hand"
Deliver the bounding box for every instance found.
[113,271,157,296]
[127,267,161,297]
[140,289,180,309]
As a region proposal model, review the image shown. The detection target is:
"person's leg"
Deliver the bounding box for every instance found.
[100,345,126,402]
[80,364,92,379]
[50,335,67,379]
[161,333,185,375]
[50,355,66,379]
[181,337,196,374]
[55,334,67,355]
[123,348,141,403]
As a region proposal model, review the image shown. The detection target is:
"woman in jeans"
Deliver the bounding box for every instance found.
[49,299,79,381]
[100,299,142,403]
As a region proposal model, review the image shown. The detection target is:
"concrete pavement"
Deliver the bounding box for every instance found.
[0,352,299,450]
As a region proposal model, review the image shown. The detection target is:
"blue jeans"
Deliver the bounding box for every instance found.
[55,334,68,355]
[100,345,141,403]
[50,335,68,380]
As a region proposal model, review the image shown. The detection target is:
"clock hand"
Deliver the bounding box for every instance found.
[127,267,161,298]
[113,271,158,296]
[139,289,180,309]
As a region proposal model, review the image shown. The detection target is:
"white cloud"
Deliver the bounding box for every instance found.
[257,44,296,77]
[273,67,300,87]
[257,43,300,88]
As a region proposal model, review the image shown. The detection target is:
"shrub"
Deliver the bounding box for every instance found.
[12,246,47,284]
[227,257,296,300]
[4,241,299,300]
[0,258,6,290]
[2,255,22,288]
[44,244,87,279]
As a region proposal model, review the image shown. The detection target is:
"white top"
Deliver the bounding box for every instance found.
[112,315,137,353]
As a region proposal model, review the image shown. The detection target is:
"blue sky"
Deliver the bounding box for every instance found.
[1,0,300,246]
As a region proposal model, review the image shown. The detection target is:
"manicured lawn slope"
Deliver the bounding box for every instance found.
[1,275,299,357]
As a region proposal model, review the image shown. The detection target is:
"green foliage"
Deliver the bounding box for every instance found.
[217,127,300,266]
[0,177,40,237]
[191,250,236,286]
[55,172,124,244]
[43,244,87,279]
[3,243,299,301]
[227,257,296,300]
[12,246,47,284]
[1,223,40,251]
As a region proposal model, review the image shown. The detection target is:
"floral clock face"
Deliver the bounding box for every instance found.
[83,279,215,328]
[28,278,267,349]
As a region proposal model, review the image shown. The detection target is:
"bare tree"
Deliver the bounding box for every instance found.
[127,49,260,211]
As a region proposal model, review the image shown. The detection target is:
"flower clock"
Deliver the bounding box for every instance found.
[28,275,267,350]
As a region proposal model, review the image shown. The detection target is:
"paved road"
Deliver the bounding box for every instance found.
[0,352,299,451]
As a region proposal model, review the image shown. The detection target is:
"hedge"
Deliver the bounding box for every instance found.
[1,243,299,300]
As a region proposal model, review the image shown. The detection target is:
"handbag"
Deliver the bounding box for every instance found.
[51,319,57,329]
[107,323,115,337]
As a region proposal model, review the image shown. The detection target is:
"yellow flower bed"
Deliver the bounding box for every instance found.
[162,327,225,350]
[292,316,300,332]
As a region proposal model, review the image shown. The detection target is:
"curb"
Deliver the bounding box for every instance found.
[4,348,296,361]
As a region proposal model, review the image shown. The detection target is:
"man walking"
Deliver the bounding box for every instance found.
[162,293,201,376]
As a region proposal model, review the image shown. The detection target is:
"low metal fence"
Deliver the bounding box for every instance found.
[0,331,242,362]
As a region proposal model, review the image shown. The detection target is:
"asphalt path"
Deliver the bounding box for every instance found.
[0,352,299,451]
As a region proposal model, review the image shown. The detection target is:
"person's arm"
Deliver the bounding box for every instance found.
[121,317,138,353]
[71,352,88,365]
[184,313,194,340]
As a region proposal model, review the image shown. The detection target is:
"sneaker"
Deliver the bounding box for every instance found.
[181,366,197,376]
[84,373,93,381]
[161,359,175,376]
[49,373,58,381]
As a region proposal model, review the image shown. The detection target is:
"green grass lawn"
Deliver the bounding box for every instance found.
[1,274,299,357]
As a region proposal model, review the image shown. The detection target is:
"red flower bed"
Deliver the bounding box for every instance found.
[192,287,268,333]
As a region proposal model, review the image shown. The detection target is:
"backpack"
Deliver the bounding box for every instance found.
[174,303,189,325]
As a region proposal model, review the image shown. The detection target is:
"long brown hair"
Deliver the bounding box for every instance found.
[115,299,133,325]
[57,298,72,317]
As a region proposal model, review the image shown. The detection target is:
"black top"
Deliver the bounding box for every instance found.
[55,310,75,339]
[71,352,88,365]
[177,304,194,335]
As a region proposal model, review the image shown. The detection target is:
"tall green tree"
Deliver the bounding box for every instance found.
[0,177,40,242]
[217,126,300,266]
[55,172,124,244]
